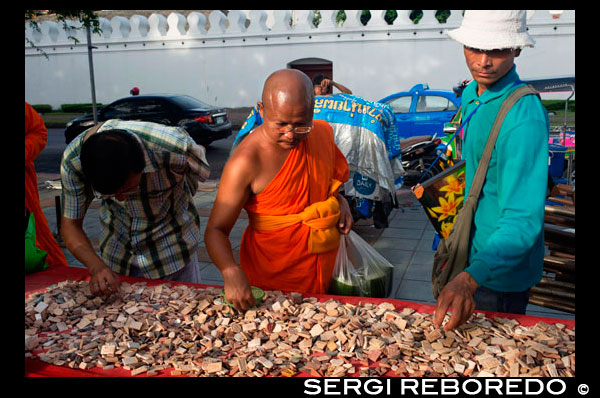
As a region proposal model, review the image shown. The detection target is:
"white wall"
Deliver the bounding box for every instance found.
[25,10,575,109]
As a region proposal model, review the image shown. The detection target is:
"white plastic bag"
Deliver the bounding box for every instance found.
[329,230,394,298]
[329,232,360,296]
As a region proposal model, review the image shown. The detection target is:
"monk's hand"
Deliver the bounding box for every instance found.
[89,262,121,298]
[433,272,478,331]
[222,266,255,311]
[336,194,353,234]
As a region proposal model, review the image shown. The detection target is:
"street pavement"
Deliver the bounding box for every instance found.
[36,173,574,321]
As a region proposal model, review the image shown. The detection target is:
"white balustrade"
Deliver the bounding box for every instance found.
[227,10,248,33]
[25,10,574,45]
[130,15,149,38]
[293,10,316,31]
[96,17,112,40]
[208,10,227,35]
[167,13,187,37]
[24,10,574,110]
[148,13,167,37]
[342,10,363,29]
[368,10,390,27]
[56,20,81,43]
[271,10,292,32]
[111,16,131,40]
[39,21,58,44]
[317,10,339,30]
[187,12,207,35]
[247,10,269,33]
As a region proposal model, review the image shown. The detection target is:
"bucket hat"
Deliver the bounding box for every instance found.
[447,10,535,50]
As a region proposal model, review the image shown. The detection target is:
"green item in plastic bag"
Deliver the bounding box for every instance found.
[355,265,394,298]
[25,211,48,274]
[329,277,360,296]
[328,232,360,297]
[328,231,394,298]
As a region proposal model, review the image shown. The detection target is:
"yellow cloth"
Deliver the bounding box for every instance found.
[248,180,343,254]
[240,119,350,294]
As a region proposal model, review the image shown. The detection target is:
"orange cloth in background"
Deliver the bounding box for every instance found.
[240,120,349,294]
[25,102,68,268]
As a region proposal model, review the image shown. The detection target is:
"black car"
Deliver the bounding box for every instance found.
[64,94,232,146]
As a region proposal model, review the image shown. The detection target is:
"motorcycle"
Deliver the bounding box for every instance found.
[399,134,452,187]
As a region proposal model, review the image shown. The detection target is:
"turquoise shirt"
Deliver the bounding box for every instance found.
[461,65,549,292]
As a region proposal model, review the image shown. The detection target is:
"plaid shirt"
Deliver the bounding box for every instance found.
[61,119,210,279]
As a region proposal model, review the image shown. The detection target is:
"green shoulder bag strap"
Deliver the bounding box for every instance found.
[431,84,539,298]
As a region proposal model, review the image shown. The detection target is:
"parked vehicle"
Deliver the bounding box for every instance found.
[378,84,461,138]
[399,134,451,187]
[64,94,232,146]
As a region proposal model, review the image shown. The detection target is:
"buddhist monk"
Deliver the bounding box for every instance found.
[25,102,68,269]
[205,69,352,310]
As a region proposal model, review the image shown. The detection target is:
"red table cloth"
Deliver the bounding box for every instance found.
[25,266,574,377]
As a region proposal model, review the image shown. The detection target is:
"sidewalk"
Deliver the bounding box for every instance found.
[38,175,574,321]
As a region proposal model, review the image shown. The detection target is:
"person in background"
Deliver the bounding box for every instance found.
[60,119,210,296]
[231,73,353,151]
[25,102,69,269]
[433,10,549,331]
[312,74,353,96]
[205,69,353,310]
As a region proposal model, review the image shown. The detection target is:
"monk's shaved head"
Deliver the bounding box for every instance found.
[261,69,314,115]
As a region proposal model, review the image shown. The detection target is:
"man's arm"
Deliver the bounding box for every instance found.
[332,81,353,95]
[184,135,211,195]
[204,151,255,310]
[434,102,549,330]
[464,119,548,287]
[60,150,120,297]
[433,271,478,330]
[61,217,121,296]
[321,78,353,95]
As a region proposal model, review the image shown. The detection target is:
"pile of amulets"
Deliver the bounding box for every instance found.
[25,280,575,377]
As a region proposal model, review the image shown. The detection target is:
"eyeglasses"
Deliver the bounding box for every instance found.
[278,124,313,135]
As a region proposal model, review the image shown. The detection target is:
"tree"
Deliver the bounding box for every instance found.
[25,10,102,58]
[26,10,102,121]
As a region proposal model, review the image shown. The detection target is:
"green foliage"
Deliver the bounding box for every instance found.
[360,10,371,25]
[31,104,53,113]
[410,10,452,24]
[435,10,451,23]
[542,100,575,113]
[60,103,104,113]
[25,10,101,58]
[385,10,398,24]
[410,10,423,24]
[312,10,321,27]
[311,10,452,27]
[25,10,101,36]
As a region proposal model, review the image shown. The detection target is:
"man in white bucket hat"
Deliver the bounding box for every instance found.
[434,11,550,330]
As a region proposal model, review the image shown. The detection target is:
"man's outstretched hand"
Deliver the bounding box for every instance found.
[433,271,478,331]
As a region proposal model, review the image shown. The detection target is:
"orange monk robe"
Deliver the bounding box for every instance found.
[240,120,349,294]
[25,102,68,268]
